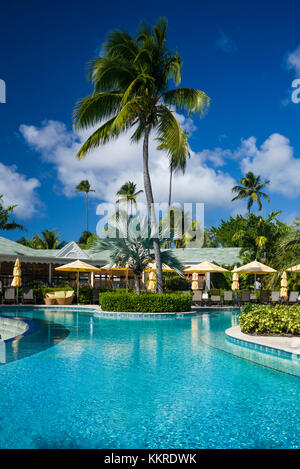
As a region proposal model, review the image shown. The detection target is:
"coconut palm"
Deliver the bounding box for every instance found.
[91,214,183,294]
[232,172,270,213]
[73,18,210,292]
[18,230,65,249]
[0,195,25,232]
[116,181,143,216]
[75,180,96,232]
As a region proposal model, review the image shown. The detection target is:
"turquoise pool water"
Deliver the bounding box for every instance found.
[0,307,299,449]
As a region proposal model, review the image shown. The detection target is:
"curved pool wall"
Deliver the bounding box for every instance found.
[0,307,299,448]
[0,316,29,340]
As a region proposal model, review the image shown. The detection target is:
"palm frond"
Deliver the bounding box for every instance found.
[162,88,210,116]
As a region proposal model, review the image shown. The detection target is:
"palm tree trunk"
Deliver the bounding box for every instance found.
[86,192,89,232]
[134,273,140,294]
[143,125,163,293]
[168,166,173,207]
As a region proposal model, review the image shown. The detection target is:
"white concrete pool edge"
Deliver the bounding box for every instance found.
[0,316,29,341]
[226,326,300,357]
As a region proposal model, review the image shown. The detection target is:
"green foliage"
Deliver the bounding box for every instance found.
[77,286,93,304]
[239,304,300,335]
[0,194,25,232]
[116,181,143,215]
[17,229,65,249]
[77,231,98,249]
[164,275,190,291]
[75,180,95,194]
[232,171,270,213]
[99,292,192,312]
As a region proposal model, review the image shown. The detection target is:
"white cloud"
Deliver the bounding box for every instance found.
[0,163,40,219]
[286,45,300,76]
[238,133,300,198]
[20,119,236,210]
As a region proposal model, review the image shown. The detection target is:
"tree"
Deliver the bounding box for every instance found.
[78,230,99,249]
[91,214,183,294]
[232,172,270,213]
[17,229,65,249]
[0,195,25,232]
[73,18,210,292]
[116,181,143,216]
[75,180,96,232]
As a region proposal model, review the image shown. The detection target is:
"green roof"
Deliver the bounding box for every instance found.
[0,236,241,266]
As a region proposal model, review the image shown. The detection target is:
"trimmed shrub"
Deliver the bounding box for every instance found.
[99,292,192,312]
[164,276,190,291]
[239,304,300,336]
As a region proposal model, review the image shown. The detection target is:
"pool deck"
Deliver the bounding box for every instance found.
[226,326,300,356]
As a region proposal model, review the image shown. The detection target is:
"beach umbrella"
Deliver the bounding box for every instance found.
[280,271,288,298]
[231,266,239,291]
[286,264,300,272]
[147,271,156,291]
[11,258,21,304]
[55,260,101,303]
[144,262,175,272]
[184,261,229,273]
[191,272,199,290]
[232,261,276,274]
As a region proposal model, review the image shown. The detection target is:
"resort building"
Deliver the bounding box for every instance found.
[0,236,241,289]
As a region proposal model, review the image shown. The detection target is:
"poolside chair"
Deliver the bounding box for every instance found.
[223,291,233,305]
[270,291,280,304]
[22,288,36,304]
[3,287,16,304]
[250,292,257,303]
[288,291,299,305]
[260,290,270,304]
[92,288,101,305]
[240,291,250,304]
[192,290,203,306]
[210,290,221,305]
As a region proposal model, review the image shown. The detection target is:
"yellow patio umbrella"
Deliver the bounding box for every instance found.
[144,262,175,272]
[55,260,101,303]
[231,267,239,291]
[191,272,199,290]
[147,271,156,291]
[100,263,133,290]
[184,261,229,273]
[286,264,300,272]
[280,271,288,298]
[232,261,276,275]
[11,258,22,303]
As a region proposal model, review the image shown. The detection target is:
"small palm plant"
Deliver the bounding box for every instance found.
[75,180,96,232]
[0,195,25,232]
[232,172,270,213]
[116,181,143,216]
[91,215,183,294]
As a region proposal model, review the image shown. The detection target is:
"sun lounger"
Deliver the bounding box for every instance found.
[45,290,74,305]
[223,291,233,304]
[250,293,257,303]
[192,290,202,306]
[22,288,36,304]
[288,291,299,305]
[260,290,270,304]
[210,290,221,305]
[270,291,280,304]
[240,291,250,304]
[3,287,16,304]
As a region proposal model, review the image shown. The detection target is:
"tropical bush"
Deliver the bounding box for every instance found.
[77,286,93,304]
[164,275,190,291]
[99,292,192,312]
[239,304,300,336]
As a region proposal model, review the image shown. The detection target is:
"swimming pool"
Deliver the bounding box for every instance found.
[0,307,299,449]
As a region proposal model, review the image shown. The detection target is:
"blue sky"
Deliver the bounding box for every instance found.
[1,0,300,242]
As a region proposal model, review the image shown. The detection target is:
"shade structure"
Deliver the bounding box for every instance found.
[147,271,156,291]
[191,272,199,290]
[11,258,22,287]
[286,264,300,272]
[231,267,239,291]
[55,260,101,303]
[144,262,175,272]
[184,261,229,274]
[280,271,288,298]
[100,263,132,272]
[232,261,276,275]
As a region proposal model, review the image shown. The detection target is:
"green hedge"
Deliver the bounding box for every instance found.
[77,286,93,304]
[239,304,300,336]
[99,292,192,312]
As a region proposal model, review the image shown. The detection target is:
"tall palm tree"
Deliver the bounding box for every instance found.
[0,195,25,232]
[73,18,210,292]
[75,180,96,232]
[232,172,270,213]
[116,181,143,216]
